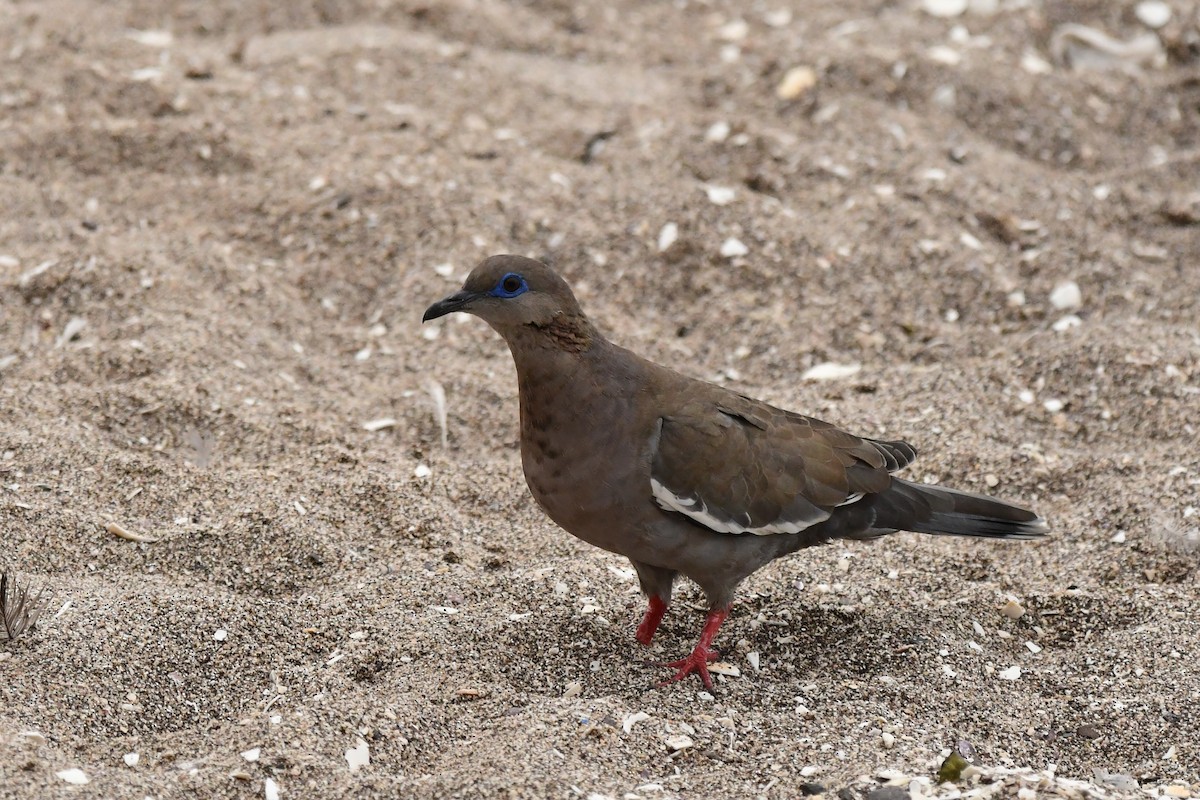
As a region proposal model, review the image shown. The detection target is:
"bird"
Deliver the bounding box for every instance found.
[423,255,1048,689]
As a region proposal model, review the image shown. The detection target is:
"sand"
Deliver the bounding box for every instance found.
[1,0,1197,798]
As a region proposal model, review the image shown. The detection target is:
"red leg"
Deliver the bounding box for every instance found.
[635,596,669,646]
[657,607,730,690]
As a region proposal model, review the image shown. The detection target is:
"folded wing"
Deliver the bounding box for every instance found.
[649,395,915,536]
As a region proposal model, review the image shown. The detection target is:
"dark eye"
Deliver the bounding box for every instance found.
[502,275,522,294]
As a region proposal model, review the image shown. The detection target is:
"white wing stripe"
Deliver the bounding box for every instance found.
[651,478,829,536]
[836,492,865,507]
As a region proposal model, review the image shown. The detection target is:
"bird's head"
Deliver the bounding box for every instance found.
[422,255,585,333]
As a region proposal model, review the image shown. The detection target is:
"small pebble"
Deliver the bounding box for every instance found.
[1135,1,1172,29]
[1094,769,1139,792]
[1077,724,1101,740]
[764,9,792,27]
[881,731,895,748]
[563,681,583,699]
[1052,314,1082,332]
[265,778,280,800]
[56,769,89,785]
[998,665,1022,680]
[623,711,650,733]
[704,185,737,206]
[801,362,861,381]
[1022,51,1054,74]
[657,223,679,252]
[705,121,731,143]
[776,66,818,100]
[345,739,370,772]
[719,238,749,258]
[124,752,139,767]
[922,0,968,17]
[213,629,228,641]
[1050,281,1082,310]
[867,786,910,800]
[999,599,1025,619]
[716,18,748,42]
[664,733,694,751]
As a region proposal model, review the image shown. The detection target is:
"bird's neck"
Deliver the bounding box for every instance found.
[503,312,598,357]
[501,312,605,398]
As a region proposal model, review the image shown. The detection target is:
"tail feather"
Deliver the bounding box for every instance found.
[872,479,1048,540]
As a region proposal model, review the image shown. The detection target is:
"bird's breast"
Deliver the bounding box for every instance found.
[515,362,652,552]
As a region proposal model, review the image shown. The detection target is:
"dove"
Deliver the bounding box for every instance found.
[424,255,1047,688]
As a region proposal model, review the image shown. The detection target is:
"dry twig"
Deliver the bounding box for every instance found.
[1,572,49,641]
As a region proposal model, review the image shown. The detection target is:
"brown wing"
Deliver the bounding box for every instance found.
[649,393,915,536]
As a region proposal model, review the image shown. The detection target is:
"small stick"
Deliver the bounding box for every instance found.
[105,521,159,543]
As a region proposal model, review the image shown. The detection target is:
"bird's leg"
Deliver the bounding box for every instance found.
[631,561,677,646]
[635,595,669,646]
[657,607,730,690]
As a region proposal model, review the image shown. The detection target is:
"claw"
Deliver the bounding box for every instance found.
[650,606,730,690]
[656,647,720,689]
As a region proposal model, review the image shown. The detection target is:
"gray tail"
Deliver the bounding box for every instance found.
[872,479,1048,540]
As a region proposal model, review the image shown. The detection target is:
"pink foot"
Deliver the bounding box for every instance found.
[636,596,669,646]
[652,607,730,690]
[657,646,720,689]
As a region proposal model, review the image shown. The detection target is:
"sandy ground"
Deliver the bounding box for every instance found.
[1,0,1198,798]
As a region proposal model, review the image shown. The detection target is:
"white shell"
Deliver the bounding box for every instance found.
[1135,1,1172,29]
[922,0,968,18]
[345,739,370,772]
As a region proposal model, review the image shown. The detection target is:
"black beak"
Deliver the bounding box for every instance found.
[423,289,482,322]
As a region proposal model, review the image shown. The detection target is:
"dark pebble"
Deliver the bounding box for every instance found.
[800,783,827,796]
[1077,724,1102,740]
[866,787,909,800]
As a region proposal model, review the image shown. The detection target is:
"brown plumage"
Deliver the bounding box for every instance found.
[424,255,1048,688]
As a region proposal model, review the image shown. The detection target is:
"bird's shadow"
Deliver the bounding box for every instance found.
[495,599,927,700]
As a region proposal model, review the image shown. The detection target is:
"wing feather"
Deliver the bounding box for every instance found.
[649,395,915,537]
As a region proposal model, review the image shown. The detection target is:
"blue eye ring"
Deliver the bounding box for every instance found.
[490,272,529,299]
